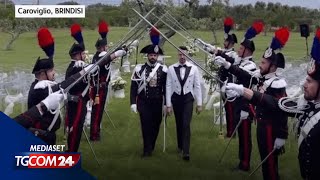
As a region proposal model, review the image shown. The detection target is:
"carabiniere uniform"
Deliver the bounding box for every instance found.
[130,45,167,155]
[89,21,110,141]
[64,42,91,152]
[220,38,257,171]
[250,59,320,180]
[228,47,288,180]
[216,45,238,138]
[28,58,83,145]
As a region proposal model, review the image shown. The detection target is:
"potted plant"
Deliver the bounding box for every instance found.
[110,76,127,98]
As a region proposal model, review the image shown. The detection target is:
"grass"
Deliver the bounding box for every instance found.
[0,27,307,180]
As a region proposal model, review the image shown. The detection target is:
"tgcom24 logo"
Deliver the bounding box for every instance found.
[14,145,81,168]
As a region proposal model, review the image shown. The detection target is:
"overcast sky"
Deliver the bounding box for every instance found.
[11,0,320,9]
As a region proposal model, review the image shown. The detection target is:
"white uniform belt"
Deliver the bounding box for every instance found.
[298,111,320,148]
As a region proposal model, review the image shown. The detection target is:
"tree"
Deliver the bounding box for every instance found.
[206,0,229,44]
[0,19,43,50]
[57,1,79,5]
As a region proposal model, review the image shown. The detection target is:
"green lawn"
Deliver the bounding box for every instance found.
[0,27,307,180]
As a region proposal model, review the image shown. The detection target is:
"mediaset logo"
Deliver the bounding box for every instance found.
[15,145,81,168]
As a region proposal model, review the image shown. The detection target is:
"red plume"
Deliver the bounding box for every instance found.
[70,23,81,36]
[316,28,320,40]
[150,27,160,36]
[37,28,54,48]
[99,20,109,34]
[275,27,290,46]
[224,17,234,26]
[252,21,264,34]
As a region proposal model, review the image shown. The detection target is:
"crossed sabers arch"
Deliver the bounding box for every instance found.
[56,6,225,168]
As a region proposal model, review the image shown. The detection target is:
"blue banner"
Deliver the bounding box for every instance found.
[0,112,96,180]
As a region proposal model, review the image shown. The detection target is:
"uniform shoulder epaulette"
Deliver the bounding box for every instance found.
[73,61,87,68]
[34,80,57,90]
[161,65,168,73]
[225,51,237,59]
[134,64,143,72]
[270,78,287,89]
[240,61,256,72]
[243,61,256,71]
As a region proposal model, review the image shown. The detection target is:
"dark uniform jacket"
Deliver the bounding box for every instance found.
[27,72,82,132]
[92,51,111,83]
[65,61,90,100]
[228,67,288,139]
[130,62,167,105]
[225,56,257,119]
[250,91,320,179]
[14,106,42,129]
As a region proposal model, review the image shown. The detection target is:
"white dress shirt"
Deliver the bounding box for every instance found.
[166,61,202,107]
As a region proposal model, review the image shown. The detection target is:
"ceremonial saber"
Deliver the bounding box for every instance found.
[218,118,243,163]
[164,11,197,40]
[82,127,101,167]
[149,12,215,58]
[248,148,276,177]
[104,109,116,129]
[135,44,139,65]
[63,7,156,94]
[163,114,167,152]
[158,10,217,54]
[132,8,223,84]
[218,85,224,138]
[131,11,169,65]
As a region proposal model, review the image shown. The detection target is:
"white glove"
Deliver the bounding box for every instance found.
[226,83,244,96]
[73,61,87,68]
[41,91,64,110]
[34,80,57,90]
[114,50,127,58]
[274,138,286,149]
[131,104,137,113]
[226,89,240,99]
[214,56,231,69]
[99,51,107,57]
[204,44,216,53]
[84,101,93,127]
[251,69,261,78]
[163,105,167,116]
[130,40,139,47]
[84,64,99,74]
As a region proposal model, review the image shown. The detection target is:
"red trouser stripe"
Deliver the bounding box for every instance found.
[65,106,69,131]
[69,98,83,151]
[266,125,276,180]
[92,87,106,135]
[243,119,249,168]
[226,102,233,135]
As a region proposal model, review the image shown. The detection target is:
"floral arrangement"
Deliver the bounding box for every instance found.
[203,55,220,95]
[183,39,199,57]
[110,76,127,91]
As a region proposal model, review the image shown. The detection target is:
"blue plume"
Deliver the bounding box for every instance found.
[72,31,83,44]
[43,43,54,58]
[311,36,320,63]
[224,26,232,34]
[244,27,257,40]
[270,37,282,50]
[151,36,159,45]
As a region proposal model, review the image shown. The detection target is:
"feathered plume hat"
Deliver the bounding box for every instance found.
[224,17,237,44]
[69,23,85,56]
[263,27,290,68]
[32,28,55,74]
[307,28,320,80]
[241,21,264,53]
[140,27,164,55]
[95,20,109,48]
